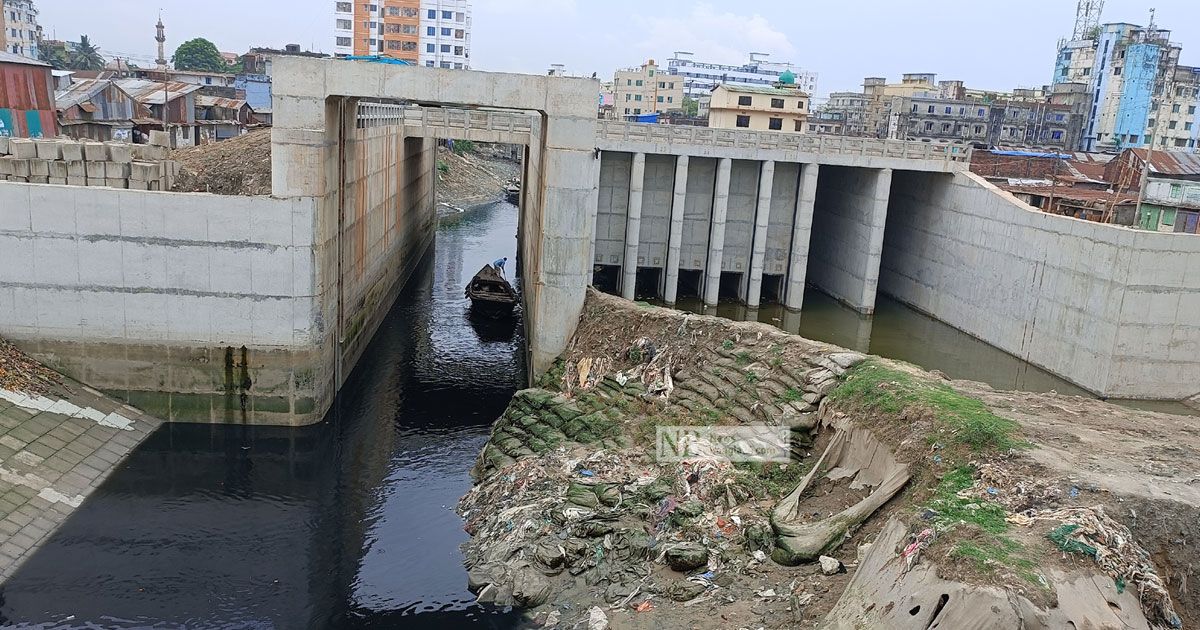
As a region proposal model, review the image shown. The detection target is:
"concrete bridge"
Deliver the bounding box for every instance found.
[1,57,1197,427]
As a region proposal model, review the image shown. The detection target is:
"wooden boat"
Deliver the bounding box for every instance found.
[465,265,518,315]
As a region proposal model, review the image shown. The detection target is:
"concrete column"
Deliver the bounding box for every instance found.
[621,152,646,300]
[662,154,689,304]
[858,167,893,311]
[785,163,819,310]
[703,158,733,306]
[745,160,775,308]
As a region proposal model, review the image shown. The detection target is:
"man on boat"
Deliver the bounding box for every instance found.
[493,257,508,277]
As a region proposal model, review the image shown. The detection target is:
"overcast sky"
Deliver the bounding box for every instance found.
[35,0,1200,100]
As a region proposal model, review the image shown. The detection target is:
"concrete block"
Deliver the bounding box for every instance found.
[0,157,10,176]
[66,160,85,177]
[60,141,84,161]
[0,184,32,231]
[86,161,106,179]
[34,139,62,160]
[29,158,50,177]
[67,176,87,186]
[48,176,67,185]
[131,144,168,161]
[0,137,8,155]
[130,162,158,182]
[48,161,68,179]
[127,179,148,190]
[105,178,128,188]
[149,130,170,147]
[9,138,36,159]
[105,162,131,178]
[82,141,108,161]
[28,176,48,184]
[107,142,132,163]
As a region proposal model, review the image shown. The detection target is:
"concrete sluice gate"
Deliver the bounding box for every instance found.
[1,57,1198,428]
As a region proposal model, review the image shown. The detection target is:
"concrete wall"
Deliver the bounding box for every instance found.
[0,182,322,423]
[721,160,759,279]
[880,170,1200,400]
[680,157,716,271]
[595,152,631,267]
[807,166,891,313]
[764,162,801,277]
[637,154,675,269]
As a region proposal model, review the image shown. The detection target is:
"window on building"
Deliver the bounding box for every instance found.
[667,96,672,103]
[1082,67,1090,76]
[635,95,641,101]
[738,95,752,106]
[455,29,464,38]
[624,108,630,115]
[386,6,398,15]
[427,9,436,18]
[336,2,352,11]
[384,23,400,33]
[402,24,417,34]
[441,27,451,36]
[1113,66,1121,75]
[626,79,631,86]
[1148,119,1156,128]
[925,121,934,131]
[1162,208,1177,226]
[770,98,784,109]
[795,120,804,132]
[624,94,630,101]
[427,26,435,35]
[426,43,435,52]
[1187,122,1194,131]
[669,82,674,89]
[944,106,952,114]
[958,107,965,115]
[337,19,352,29]
[1169,120,1178,129]
[336,36,352,46]
[1175,138,1188,147]
[402,7,418,16]
[974,125,983,134]
[911,104,918,113]
[455,63,463,69]
[942,123,952,132]
[736,115,751,128]
[634,108,641,114]
[1129,134,1139,143]
[440,61,451,68]
[425,60,434,67]
[456,12,465,21]
[635,79,643,86]
[441,44,450,52]
[1051,130,1063,140]
[1173,104,1182,113]
[386,40,402,50]
[442,10,452,18]
[768,117,782,130]
[1171,183,1183,198]
[403,41,417,51]
[454,46,463,55]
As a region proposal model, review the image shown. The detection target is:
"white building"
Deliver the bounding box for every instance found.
[3,0,40,59]
[419,0,471,69]
[332,1,356,57]
[667,52,816,99]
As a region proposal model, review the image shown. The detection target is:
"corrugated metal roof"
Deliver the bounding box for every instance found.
[0,51,51,68]
[195,95,247,109]
[113,78,204,104]
[55,78,110,109]
[1128,148,1200,176]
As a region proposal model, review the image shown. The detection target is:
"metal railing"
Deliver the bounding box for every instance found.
[597,120,971,162]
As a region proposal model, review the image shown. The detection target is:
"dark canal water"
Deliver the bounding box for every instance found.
[3,199,1193,628]
[0,201,526,629]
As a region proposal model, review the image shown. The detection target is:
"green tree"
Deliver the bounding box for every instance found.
[38,43,69,70]
[67,35,105,71]
[682,96,699,117]
[172,38,227,73]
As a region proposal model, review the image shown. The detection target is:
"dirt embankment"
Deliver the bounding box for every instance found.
[171,129,272,196]
[435,144,520,210]
[458,290,1198,629]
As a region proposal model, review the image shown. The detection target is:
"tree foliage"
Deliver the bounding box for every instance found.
[172,38,227,73]
[682,96,699,117]
[38,43,69,70]
[67,35,105,71]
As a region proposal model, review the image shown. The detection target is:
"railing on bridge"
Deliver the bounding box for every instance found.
[596,120,972,162]
[397,106,535,136]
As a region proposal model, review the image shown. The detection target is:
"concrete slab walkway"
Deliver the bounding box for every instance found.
[0,380,161,581]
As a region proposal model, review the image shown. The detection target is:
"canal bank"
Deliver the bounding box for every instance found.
[0,201,527,628]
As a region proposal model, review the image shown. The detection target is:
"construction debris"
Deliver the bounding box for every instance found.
[0,337,61,395]
[171,128,272,195]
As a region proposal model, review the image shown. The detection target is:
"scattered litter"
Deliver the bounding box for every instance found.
[579,470,596,477]
[634,600,653,612]
[900,528,936,571]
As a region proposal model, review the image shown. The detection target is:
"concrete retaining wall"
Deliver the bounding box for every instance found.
[765,162,800,277]
[680,157,717,272]
[0,181,322,423]
[880,170,1200,400]
[722,160,759,278]
[637,154,674,269]
[595,152,631,267]
[807,166,892,313]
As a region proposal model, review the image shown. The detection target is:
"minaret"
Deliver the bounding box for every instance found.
[155,14,167,68]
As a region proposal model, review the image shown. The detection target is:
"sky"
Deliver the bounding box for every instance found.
[33,0,1200,101]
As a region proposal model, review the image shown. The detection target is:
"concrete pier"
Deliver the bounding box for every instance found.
[662,155,689,304]
[704,158,732,306]
[786,164,819,310]
[621,153,645,300]
[745,160,775,308]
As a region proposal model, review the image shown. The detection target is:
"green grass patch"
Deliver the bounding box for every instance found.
[745,371,760,384]
[734,351,753,365]
[952,539,1041,585]
[776,388,805,404]
[735,461,810,500]
[722,339,735,351]
[829,361,1023,452]
[927,467,1008,533]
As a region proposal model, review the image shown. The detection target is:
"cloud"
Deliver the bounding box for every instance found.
[632,3,797,66]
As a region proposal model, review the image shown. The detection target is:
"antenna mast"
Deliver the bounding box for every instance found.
[1072,0,1105,40]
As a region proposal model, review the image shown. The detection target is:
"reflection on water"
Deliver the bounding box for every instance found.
[0,201,526,629]
[660,292,1197,416]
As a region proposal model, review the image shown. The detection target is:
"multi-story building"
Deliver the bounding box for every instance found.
[819,91,869,136]
[666,52,816,99]
[3,0,40,59]
[1051,21,1200,152]
[332,0,468,68]
[708,73,809,133]
[418,1,470,69]
[613,59,683,118]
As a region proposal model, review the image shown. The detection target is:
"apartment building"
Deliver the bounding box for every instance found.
[667,52,816,99]
[3,0,40,59]
[1052,21,1200,152]
[819,91,869,136]
[708,74,809,133]
[332,0,469,68]
[613,60,683,118]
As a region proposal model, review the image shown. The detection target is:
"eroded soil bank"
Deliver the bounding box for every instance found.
[459,290,1198,629]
